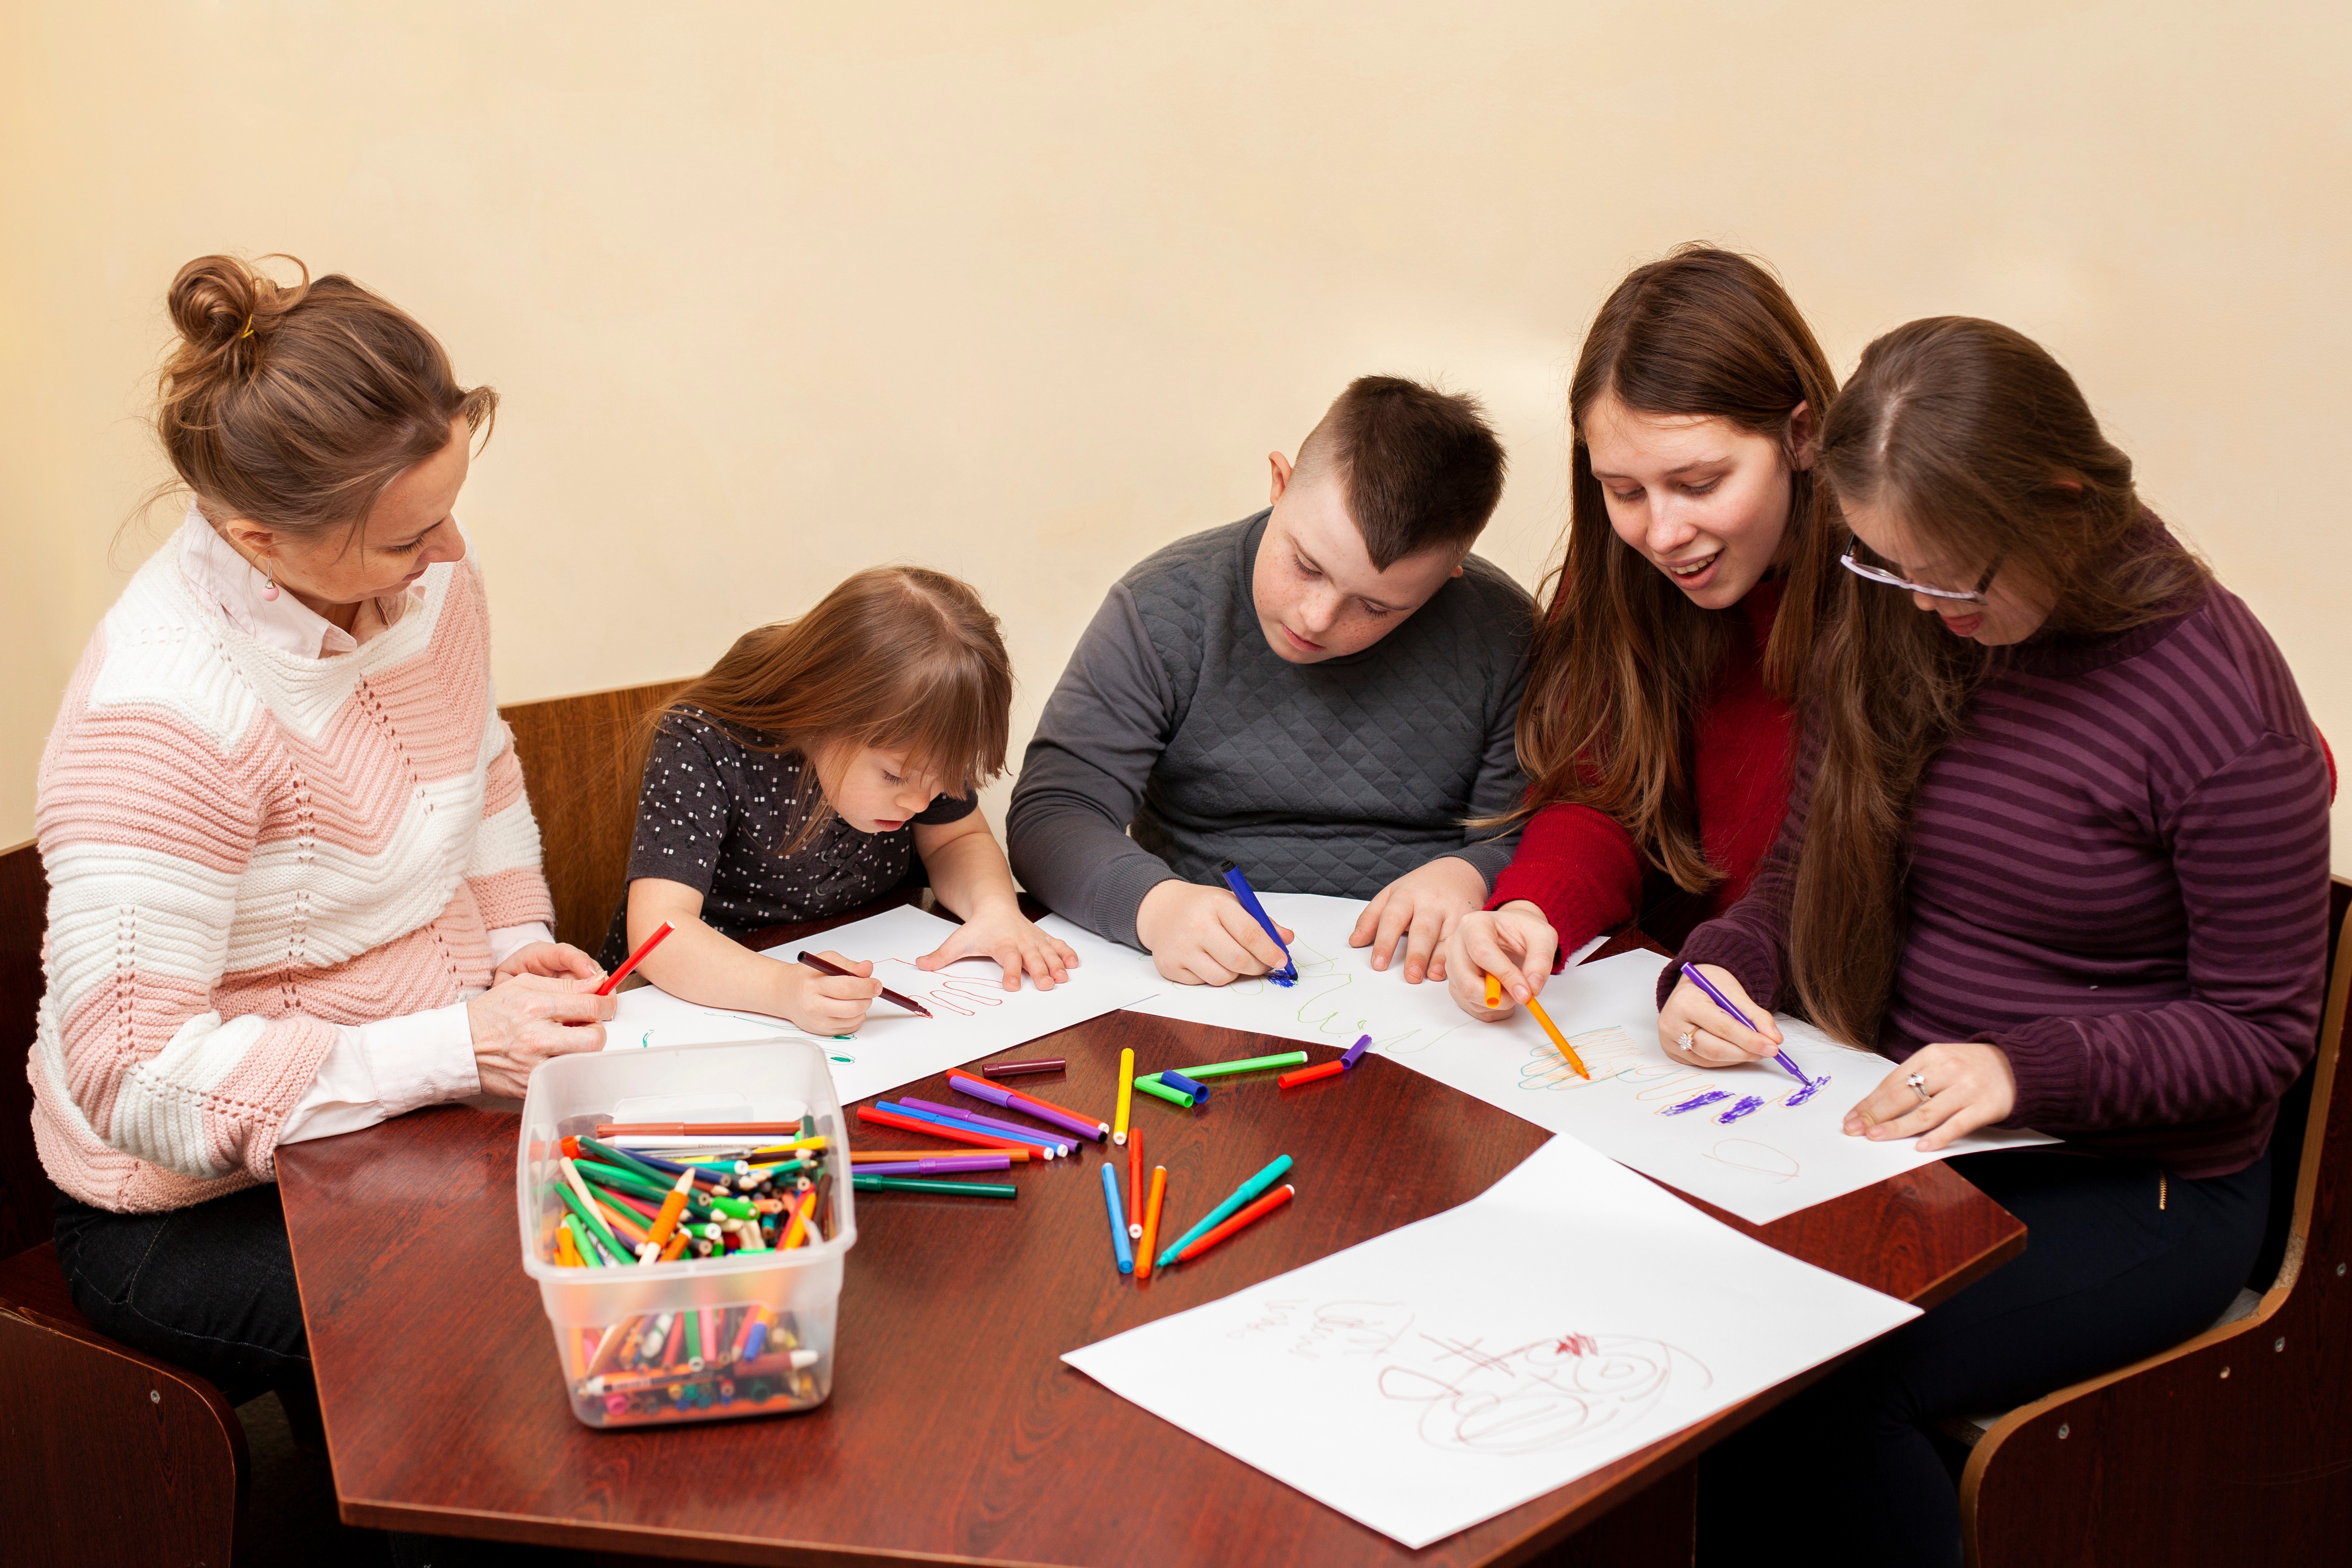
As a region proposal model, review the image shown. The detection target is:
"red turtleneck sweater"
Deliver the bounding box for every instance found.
[1488,579,1793,955]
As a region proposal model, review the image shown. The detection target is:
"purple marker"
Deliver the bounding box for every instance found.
[854,1155,1013,1176]
[898,1096,1075,1156]
[1678,962,1811,1088]
[948,1074,1104,1143]
[875,1100,1064,1158]
[1339,1033,1373,1070]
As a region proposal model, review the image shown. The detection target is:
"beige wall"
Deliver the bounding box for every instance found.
[4,1,2348,869]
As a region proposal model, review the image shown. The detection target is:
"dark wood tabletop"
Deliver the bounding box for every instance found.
[275,916,2023,1566]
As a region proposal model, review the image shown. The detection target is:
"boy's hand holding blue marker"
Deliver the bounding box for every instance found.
[1135,873,1296,988]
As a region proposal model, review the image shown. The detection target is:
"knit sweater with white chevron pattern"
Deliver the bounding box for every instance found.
[31,540,552,1212]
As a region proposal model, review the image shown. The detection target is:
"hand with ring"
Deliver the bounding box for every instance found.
[1657,964,1783,1066]
[1842,1041,2019,1151]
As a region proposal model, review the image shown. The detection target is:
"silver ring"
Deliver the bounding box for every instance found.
[1676,1030,1696,1053]
[1907,1071,1931,1106]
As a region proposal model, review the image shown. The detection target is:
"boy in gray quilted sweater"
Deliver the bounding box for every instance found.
[1008,376,1533,988]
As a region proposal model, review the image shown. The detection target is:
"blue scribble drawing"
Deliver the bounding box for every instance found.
[1716,1095,1766,1124]
[1663,1089,1732,1116]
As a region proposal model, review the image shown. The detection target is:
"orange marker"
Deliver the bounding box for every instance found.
[638,1168,695,1262]
[1173,1184,1295,1264]
[1484,972,1502,1009]
[1526,997,1590,1080]
[1136,1165,1167,1280]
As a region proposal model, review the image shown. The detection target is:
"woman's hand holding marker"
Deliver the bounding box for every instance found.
[1843,1042,2018,1152]
[1656,964,1783,1067]
[1442,901,1559,1021]
[468,974,617,1098]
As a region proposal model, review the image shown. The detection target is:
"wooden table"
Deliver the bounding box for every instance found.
[276,924,2023,1566]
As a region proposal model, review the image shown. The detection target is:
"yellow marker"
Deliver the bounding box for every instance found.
[1525,997,1591,1080]
[1484,972,1502,1009]
[1114,1047,1135,1146]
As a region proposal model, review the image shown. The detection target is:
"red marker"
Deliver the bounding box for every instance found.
[596,920,676,996]
[1278,1060,1346,1089]
[1173,1184,1295,1264]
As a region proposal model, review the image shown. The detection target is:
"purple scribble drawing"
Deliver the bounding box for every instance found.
[1716,1094,1766,1124]
[1663,1090,1732,1116]
[1377,1331,1711,1455]
[1782,1076,1830,1108]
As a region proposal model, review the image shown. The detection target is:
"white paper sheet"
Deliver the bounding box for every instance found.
[1040,893,2051,1224]
[606,904,1156,1107]
[1063,1134,1920,1548]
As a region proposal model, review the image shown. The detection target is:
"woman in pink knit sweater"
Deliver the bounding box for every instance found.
[35,255,613,1429]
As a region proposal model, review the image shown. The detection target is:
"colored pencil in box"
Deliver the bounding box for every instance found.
[879,1100,1067,1158]
[1172,1184,1295,1264]
[1136,1164,1167,1280]
[797,949,934,1018]
[1101,1162,1134,1274]
[595,919,676,995]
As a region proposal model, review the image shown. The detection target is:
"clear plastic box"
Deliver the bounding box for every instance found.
[515,1037,857,1429]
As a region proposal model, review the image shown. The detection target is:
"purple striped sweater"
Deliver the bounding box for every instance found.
[1675,560,2332,1178]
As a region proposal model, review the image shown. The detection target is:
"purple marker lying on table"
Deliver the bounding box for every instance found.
[1677,961,1826,1103]
[1338,1033,1373,1070]
[947,1073,1105,1143]
[897,1096,1075,1156]
[855,1155,1013,1176]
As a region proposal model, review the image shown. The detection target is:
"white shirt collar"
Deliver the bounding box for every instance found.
[175,503,424,658]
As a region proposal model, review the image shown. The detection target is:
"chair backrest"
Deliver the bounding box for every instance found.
[499,679,690,953]
[0,839,53,1260]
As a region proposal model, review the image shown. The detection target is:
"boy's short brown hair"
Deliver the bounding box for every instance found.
[1294,376,1507,568]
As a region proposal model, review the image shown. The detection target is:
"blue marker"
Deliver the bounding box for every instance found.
[1219,861,1298,985]
[1679,962,1813,1089]
[1160,1070,1211,1101]
[1101,1161,1134,1274]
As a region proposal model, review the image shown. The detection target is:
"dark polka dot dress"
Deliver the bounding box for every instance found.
[599,705,976,967]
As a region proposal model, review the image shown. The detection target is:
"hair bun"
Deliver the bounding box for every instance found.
[166,253,311,373]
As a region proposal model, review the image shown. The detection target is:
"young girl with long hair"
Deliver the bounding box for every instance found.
[1660,318,2332,1566]
[608,567,1077,1034]
[1438,245,1839,1017]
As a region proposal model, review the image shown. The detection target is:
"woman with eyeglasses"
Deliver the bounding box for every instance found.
[1663,316,2332,1567]
[1435,245,1841,1018]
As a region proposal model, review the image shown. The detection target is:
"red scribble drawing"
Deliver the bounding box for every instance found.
[1377,1331,1708,1455]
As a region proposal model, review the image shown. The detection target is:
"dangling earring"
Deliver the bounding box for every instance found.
[261,562,280,602]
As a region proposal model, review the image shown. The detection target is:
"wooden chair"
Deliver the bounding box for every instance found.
[0,838,249,1567]
[1960,875,2352,1565]
[500,678,689,952]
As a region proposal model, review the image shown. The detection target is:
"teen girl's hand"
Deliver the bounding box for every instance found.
[1351,856,1489,984]
[1137,880,1296,987]
[1656,964,1784,1066]
[494,941,604,986]
[782,950,883,1036]
[1844,1042,2017,1152]
[468,975,616,1098]
[1440,902,1558,1021]
[916,906,1081,990]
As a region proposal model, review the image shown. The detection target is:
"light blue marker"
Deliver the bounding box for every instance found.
[1157,1154,1293,1268]
[1101,1162,1134,1274]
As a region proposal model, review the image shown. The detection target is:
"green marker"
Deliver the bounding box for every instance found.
[1176,1051,1309,1079]
[1130,1074,1195,1109]
[553,1178,629,1264]
[851,1174,1017,1199]
[560,1214,603,1268]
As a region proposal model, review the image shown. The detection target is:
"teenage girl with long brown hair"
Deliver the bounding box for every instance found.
[1661,318,2332,1566]
[1438,245,1839,1016]
[608,567,1077,1035]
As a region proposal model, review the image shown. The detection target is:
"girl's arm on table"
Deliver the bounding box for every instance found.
[625,876,879,1035]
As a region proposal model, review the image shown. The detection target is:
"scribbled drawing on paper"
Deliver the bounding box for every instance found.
[1782,1076,1831,1107]
[1517,1026,1644,1090]
[1707,1140,1800,1183]
[1662,1089,1732,1116]
[1716,1094,1766,1124]
[1229,1298,1419,1360]
[1376,1330,1711,1456]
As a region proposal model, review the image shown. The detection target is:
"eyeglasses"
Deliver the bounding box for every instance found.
[1838,540,2000,606]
